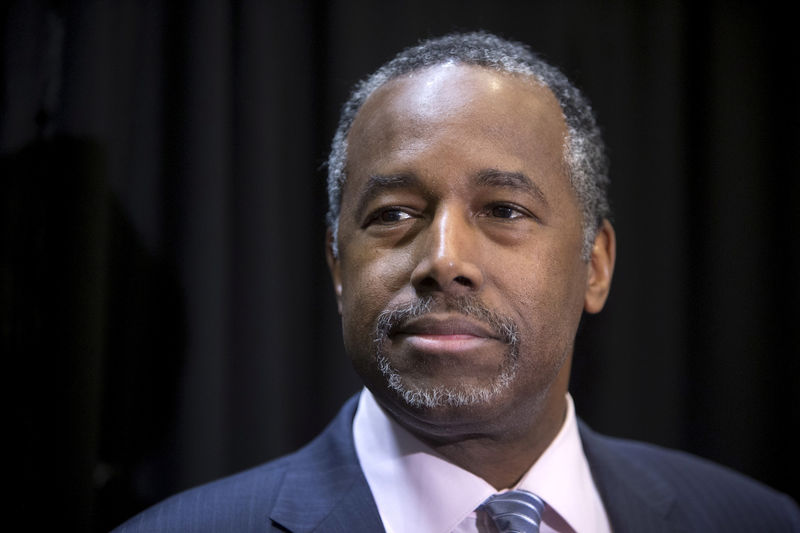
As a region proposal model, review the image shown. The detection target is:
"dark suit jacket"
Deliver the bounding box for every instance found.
[114,394,800,532]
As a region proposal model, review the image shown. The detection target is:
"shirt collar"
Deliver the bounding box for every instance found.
[353,388,610,533]
[514,395,611,533]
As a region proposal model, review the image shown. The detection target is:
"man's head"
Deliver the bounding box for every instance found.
[327,31,611,260]
[326,32,615,444]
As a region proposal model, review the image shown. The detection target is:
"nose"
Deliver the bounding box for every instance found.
[410,206,484,295]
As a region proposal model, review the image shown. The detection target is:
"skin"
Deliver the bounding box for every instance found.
[327,64,615,489]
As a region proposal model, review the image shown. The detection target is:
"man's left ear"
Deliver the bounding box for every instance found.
[584,219,616,314]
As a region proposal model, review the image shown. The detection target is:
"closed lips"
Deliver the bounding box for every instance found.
[393,316,498,339]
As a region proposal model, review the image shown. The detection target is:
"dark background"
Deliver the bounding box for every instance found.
[2,1,798,531]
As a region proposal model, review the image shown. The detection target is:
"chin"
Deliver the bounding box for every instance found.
[377,353,517,410]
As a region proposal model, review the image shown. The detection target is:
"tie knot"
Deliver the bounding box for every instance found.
[480,490,546,533]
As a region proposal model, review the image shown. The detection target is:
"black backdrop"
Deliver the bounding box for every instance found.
[2,1,798,531]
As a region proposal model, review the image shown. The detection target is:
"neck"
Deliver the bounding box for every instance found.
[420,391,568,489]
[371,357,573,489]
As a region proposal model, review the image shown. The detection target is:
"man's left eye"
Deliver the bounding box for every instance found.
[489,205,524,219]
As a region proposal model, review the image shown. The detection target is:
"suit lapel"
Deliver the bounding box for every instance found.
[271,397,689,532]
[579,421,687,533]
[269,395,385,532]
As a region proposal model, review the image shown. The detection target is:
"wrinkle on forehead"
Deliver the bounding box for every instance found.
[345,64,569,187]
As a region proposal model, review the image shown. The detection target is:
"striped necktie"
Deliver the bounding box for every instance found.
[480,489,546,533]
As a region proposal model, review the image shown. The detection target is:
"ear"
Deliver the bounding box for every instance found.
[584,219,616,314]
[325,228,343,314]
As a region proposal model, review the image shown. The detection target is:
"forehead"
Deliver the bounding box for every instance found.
[345,64,568,182]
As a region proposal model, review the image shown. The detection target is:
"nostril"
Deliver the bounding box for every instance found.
[418,276,439,290]
[454,275,472,287]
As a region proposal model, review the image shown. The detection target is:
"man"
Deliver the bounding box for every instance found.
[115,32,799,532]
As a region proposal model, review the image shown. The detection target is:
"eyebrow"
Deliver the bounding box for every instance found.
[354,173,422,222]
[473,169,549,207]
[352,168,548,221]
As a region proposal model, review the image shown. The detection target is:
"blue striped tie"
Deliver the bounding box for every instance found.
[480,490,546,533]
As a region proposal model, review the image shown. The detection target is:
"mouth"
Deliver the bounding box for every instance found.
[391,314,501,353]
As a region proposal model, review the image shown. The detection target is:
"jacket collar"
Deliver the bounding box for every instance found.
[579,421,686,533]
[269,394,686,532]
[269,395,384,532]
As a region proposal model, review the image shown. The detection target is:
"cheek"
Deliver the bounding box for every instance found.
[500,246,587,344]
[505,265,584,387]
[339,248,412,338]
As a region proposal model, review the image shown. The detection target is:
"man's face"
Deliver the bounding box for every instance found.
[328,64,613,439]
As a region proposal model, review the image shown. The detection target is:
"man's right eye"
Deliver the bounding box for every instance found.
[370,208,413,225]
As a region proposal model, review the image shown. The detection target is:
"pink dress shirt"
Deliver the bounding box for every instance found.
[353,388,612,533]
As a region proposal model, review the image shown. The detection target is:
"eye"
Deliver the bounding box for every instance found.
[490,205,518,219]
[365,207,414,226]
[379,209,412,223]
[486,204,529,220]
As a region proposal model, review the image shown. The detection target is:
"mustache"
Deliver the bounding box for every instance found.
[374,295,519,346]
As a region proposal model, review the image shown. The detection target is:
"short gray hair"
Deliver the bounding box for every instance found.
[327,31,610,259]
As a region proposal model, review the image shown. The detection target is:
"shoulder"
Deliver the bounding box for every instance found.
[113,395,362,532]
[113,456,293,532]
[580,422,800,531]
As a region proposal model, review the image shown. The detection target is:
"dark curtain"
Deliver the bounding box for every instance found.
[2,1,797,531]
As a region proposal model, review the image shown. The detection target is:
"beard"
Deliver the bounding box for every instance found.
[372,295,520,409]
